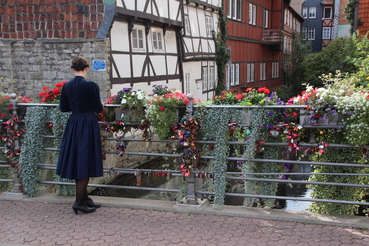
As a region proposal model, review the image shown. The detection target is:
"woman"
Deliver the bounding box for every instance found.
[56,56,103,215]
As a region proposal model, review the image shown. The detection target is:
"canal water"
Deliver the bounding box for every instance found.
[94,157,313,211]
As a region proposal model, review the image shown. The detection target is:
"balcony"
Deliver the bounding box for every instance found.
[261,29,283,44]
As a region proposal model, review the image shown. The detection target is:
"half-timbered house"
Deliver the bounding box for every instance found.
[109,0,221,101]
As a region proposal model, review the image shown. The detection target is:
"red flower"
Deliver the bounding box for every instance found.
[159,106,166,111]
[315,113,321,118]
[52,87,61,95]
[291,112,298,117]
[246,87,253,92]
[157,100,163,104]
[236,94,243,100]
[7,104,12,110]
[42,87,50,91]
[1,113,6,118]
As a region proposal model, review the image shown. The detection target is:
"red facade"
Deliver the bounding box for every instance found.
[225,0,297,90]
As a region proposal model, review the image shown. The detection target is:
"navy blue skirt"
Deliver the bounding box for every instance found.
[56,112,103,179]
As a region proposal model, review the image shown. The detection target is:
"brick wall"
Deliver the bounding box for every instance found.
[0,0,105,39]
[0,0,111,100]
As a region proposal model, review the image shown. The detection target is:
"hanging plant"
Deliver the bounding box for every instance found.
[19,106,50,197]
[195,106,242,209]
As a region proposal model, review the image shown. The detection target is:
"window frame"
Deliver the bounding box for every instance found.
[202,67,208,91]
[308,28,315,40]
[323,7,332,19]
[205,16,214,37]
[309,7,316,18]
[131,28,145,50]
[152,30,163,51]
[302,7,307,18]
[260,63,266,80]
[263,10,269,29]
[249,4,256,25]
[184,15,191,36]
[322,27,331,39]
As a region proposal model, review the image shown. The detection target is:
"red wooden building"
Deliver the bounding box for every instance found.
[225,0,303,91]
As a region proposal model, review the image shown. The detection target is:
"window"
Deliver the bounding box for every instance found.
[263,10,269,29]
[322,27,331,39]
[260,63,266,80]
[309,7,316,18]
[228,0,242,21]
[249,4,256,25]
[302,7,307,18]
[132,28,144,50]
[184,16,191,35]
[226,64,230,89]
[152,31,163,50]
[308,28,315,40]
[185,73,190,94]
[227,63,239,86]
[205,16,214,37]
[323,7,332,19]
[272,62,279,78]
[202,67,208,90]
[230,64,234,86]
[234,64,239,85]
[247,63,254,82]
[209,66,214,89]
[302,27,307,40]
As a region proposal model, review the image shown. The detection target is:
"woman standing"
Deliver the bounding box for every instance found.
[56,56,103,214]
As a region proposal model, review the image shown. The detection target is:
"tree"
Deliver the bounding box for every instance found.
[301,36,357,88]
[282,32,312,99]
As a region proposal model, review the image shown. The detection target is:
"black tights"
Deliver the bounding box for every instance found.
[75,178,89,206]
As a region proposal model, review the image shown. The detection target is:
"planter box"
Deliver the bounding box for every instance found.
[115,107,145,123]
[241,110,252,125]
[300,109,342,126]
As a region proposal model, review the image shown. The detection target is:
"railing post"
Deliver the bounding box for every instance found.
[8,93,22,194]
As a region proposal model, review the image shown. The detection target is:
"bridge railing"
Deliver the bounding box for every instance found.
[1,100,368,214]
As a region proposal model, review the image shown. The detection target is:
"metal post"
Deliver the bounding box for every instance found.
[9,93,22,194]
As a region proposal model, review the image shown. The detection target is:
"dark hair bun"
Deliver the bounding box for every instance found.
[71,56,89,71]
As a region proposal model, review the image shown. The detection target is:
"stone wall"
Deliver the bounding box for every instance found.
[0,39,111,100]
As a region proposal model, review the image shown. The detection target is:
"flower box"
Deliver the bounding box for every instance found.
[115,107,145,123]
[241,110,252,125]
[300,109,342,126]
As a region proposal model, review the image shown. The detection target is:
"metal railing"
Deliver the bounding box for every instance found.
[1,100,369,211]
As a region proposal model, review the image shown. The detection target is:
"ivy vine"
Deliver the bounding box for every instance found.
[213,6,230,95]
[19,107,50,197]
[196,107,242,209]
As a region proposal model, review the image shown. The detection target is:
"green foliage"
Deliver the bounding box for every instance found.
[344,0,362,34]
[240,108,284,208]
[195,106,242,209]
[283,32,312,98]
[51,107,74,195]
[301,37,358,87]
[213,6,229,95]
[19,107,50,197]
[308,131,368,215]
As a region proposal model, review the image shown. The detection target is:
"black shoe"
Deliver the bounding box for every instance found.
[84,198,101,208]
[72,203,96,215]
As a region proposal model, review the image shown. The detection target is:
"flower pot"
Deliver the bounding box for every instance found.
[316,114,342,126]
[299,109,306,125]
[115,107,145,123]
[241,110,252,125]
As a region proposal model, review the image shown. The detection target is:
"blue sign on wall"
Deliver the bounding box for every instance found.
[92,60,106,71]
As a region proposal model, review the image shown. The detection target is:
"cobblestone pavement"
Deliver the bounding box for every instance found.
[1,199,369,246]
